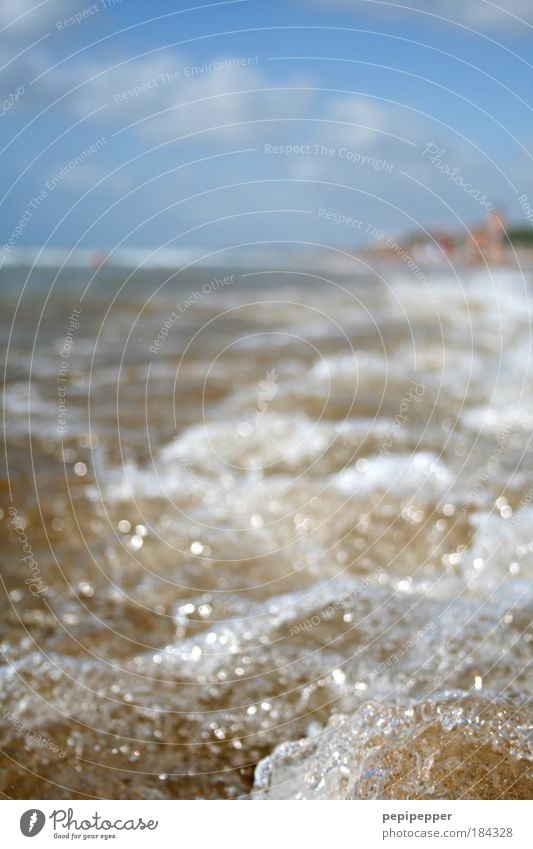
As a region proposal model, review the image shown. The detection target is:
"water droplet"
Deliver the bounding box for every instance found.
[238,422,253,437]
[332,668,346,685]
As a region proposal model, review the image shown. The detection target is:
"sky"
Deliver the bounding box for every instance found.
[1,0,533,252]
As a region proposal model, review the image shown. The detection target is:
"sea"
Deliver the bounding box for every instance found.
[1,249,532,799]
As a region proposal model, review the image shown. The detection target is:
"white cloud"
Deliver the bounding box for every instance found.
[35,51,315,145]
[326,96,389,146]
[0,0,72,35]
[303,0,533,30]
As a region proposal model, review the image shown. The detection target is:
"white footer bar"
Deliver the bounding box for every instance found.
[2,799,530,848]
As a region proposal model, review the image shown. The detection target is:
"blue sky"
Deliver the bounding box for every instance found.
[1,0,533,251]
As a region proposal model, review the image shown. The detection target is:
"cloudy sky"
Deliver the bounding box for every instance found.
[1,0,532,251]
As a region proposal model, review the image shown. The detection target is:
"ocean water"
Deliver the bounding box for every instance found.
[1,259,532,799]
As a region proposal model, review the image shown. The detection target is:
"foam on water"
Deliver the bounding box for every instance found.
[252,693,532,799]
[1,264,532,799]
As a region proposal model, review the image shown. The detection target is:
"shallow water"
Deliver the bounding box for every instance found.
[1,261,532,799]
